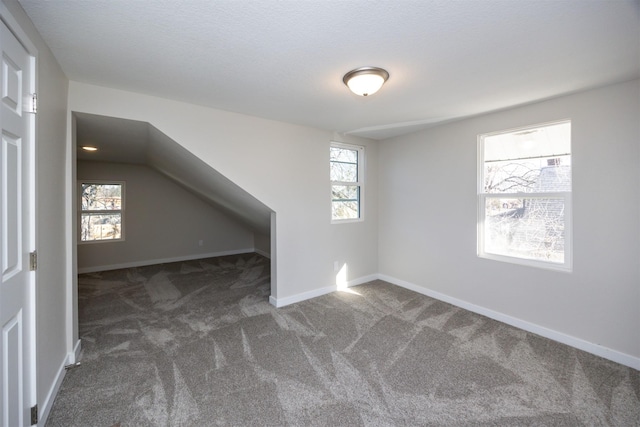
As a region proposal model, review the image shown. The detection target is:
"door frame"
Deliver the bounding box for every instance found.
[0,4,38,423]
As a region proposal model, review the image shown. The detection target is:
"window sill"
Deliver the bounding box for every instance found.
[331,218,364,225]
[478,252,572,273]
[78,238,126,245]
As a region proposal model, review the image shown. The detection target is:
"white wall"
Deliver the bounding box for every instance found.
[77,161,255,272]
[254,232,270,258]
[68,82,380,303]
[379,79,640,362]
[1,0,70,420]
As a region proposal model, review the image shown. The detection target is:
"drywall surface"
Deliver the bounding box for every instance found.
[378,79,640,360]
[77,161,255,271]
[68,82,379,300]
[254,232,270,257]
[1,0,70,416]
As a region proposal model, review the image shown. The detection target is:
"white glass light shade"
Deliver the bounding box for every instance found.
[343,67,389,96]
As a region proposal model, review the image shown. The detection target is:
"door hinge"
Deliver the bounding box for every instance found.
[24,93,37,114]
[31,404,38,425]
[29,251,37,271]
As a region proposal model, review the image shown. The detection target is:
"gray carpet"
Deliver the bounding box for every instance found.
[46,254,639,426]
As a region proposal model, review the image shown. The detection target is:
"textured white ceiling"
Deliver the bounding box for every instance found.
[18,0,640,139]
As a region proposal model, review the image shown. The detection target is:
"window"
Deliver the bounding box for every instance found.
[478,121,571,270]
[330,142,364,222]
[79,181,124,242]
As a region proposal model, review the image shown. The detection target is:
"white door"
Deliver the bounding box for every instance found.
[0,20,35,427]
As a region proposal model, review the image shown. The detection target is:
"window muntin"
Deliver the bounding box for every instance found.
[330,143,363,222]
[478,121,571,270]
[79,182,124,242]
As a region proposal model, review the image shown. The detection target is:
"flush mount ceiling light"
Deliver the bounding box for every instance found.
[81,146,98,151]
[343,66,389,96]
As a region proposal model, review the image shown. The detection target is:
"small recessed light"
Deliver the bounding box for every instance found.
[81,146,98,152]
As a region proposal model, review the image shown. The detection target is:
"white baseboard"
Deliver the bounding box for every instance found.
[269,272,639,369]
[254,248,271,259]
[346,274,379,287]
[71,338,82,363]
[270,284,336,307]
[77,248,256,274]
[38,342,73,427]
[269,273,379,308]
[39,339,82,426]
[39,364,64,426]
[378,274,640,371]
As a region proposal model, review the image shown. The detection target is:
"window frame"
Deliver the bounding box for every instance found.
[477,120,572,272]
[330,142,365,224]
[78,180,126,244]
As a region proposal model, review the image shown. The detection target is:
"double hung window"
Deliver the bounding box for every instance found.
[79,181,124,242]
[478,121,571,270]
[330,142,364,222]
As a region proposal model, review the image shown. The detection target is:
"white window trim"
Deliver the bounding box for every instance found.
[330,142,365,224]
[78,180,126,244]
[477,120,572,272]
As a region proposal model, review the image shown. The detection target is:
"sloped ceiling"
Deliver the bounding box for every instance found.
[20,0,640,140]
[76,112,272,234]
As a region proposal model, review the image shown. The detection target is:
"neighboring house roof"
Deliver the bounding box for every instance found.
[487,164,570,260]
